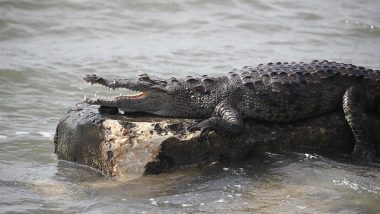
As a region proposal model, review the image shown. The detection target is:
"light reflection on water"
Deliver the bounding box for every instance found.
[2,153,380,213]
[0,0,380,213]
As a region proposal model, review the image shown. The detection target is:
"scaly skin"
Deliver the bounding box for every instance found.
[83,60,380,161]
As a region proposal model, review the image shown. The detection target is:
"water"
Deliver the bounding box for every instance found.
[1,0,380,213]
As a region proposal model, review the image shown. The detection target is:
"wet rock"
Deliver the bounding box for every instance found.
[54,103,380,177]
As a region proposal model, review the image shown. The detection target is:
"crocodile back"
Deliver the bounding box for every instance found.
[229,60,380,121]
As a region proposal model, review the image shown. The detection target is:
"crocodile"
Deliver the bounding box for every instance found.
[83,60,380,161]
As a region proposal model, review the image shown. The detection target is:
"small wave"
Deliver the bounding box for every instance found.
[38,131,54,139]
[15,131,29,135]
[215,198,226,203]
[0,135,7,139]
[333,178,380,194]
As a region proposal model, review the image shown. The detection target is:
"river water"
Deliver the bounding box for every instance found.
[1,0,380,213]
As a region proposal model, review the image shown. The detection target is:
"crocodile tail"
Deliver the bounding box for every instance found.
[364,71,380,113]
[375,95,380,113]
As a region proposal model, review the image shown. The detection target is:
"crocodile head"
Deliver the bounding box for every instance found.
[83,74,184,116]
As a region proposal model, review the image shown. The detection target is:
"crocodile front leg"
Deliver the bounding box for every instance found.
[188,101,244,136]
[343,86,375,161]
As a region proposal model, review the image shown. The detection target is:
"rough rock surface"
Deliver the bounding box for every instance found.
[54,103,380,177]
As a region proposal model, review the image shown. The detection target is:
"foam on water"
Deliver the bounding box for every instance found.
[38,131,54,139]
[15,131,29,135]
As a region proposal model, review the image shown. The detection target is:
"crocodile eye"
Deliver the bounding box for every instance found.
[139,77,150,82]
[138,74,151,81]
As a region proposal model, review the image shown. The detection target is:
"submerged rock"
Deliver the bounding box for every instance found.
[54,103,380,177]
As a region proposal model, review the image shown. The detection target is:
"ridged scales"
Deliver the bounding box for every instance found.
[181,60,380,95]
[84,60,380,161]
[174,60,379,122]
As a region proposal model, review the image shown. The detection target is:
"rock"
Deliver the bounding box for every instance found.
[54,103,380,177]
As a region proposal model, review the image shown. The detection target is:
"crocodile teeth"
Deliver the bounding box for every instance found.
[114,91,149,100]
[126,91,146,98]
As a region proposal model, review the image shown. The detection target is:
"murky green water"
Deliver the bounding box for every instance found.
[1,0,380,213]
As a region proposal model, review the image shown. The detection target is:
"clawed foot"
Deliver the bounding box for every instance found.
[187,123,211,136]
[187,123,215,142]
[187,116,244,138]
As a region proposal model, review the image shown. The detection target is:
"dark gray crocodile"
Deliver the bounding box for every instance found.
[83,60,380,161]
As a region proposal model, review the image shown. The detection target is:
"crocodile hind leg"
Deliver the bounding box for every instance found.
[342,86,375,161]
[188,101,244,137]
